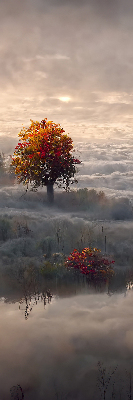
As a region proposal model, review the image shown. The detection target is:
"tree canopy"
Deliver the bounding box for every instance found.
[65,247,115,281]
[11,119,80,200]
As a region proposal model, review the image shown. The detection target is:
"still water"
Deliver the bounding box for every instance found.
[1,280,133,400]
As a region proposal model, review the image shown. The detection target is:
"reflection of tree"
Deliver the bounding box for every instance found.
[4,257,133,304]
[97,362,118,400]
[10,384,24,399]
[96,362,133,400]
[126,368,133,400]
[53,380,70,400]
[21,289,53,320]
[108,271,127,295]
[16,263,39,303]
[9,364,133,400]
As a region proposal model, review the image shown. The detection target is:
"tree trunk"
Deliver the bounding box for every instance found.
[47,182,54,204]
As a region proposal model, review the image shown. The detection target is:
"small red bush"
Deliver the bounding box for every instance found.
[65,247,115,280]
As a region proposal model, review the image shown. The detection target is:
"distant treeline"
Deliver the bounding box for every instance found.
[54,188,133,219]
[0,184,132,220]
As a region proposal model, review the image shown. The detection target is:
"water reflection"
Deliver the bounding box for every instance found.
[19,290,53,320]
[10,384,24,399]
[0,268,130,304]
[0,274,133,399]
[2,290,133,399]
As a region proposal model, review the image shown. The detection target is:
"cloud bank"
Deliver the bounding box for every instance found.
[1,0,133,139]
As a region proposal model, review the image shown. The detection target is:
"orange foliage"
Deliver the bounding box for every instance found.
[11,119,81,190]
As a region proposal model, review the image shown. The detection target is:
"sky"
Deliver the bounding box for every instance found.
[1,0,133,148]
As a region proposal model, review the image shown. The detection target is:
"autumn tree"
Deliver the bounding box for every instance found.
[11,119,81,202]
[65,247,115,281]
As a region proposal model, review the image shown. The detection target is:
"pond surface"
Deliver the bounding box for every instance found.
[1,283,133,400]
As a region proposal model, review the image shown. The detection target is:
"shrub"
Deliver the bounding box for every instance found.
[65,247,115,281]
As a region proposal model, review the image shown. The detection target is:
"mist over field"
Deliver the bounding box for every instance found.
[0,134,133,276]
[1,135,133,275]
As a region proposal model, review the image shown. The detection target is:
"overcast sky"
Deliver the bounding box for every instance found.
[1,0,133,147]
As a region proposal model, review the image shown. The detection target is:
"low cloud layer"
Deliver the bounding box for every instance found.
[1,0,133,139]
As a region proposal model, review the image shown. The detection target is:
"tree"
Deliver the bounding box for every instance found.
[65,247,115,281]
[11,118,81,202]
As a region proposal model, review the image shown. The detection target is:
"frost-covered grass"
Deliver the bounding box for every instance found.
[0,185,132,278]
[0,213,133,274]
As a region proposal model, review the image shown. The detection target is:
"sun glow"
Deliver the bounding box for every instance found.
[59,97,71,102]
